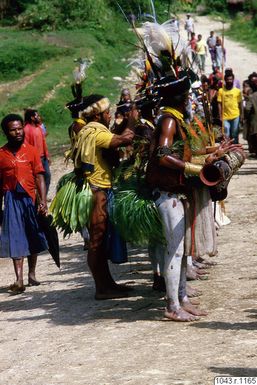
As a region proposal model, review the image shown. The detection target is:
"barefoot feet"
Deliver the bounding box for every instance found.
[164,307,199,322]
[186,284,202,298]
[181,300,208,317]
[9,281,26,294]
[28,276,41,286]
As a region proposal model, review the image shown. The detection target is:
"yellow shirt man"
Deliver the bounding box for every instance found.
[87,129,114,188]
[217,87,242,120]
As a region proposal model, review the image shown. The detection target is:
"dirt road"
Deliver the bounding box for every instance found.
[1,16,257,385]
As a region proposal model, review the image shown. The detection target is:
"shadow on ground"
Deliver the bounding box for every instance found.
[209,366,257,377]
[0,245,165,326]
[190,309,257,331]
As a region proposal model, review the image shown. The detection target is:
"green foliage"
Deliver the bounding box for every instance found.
[2,0,196,30]
[203,0,227,13]
[0,20,135,149]
[0,39,70,81]
[50,177,93,235]
[226,14,257,53]
[17,0,112,30]
[112,189,165,246]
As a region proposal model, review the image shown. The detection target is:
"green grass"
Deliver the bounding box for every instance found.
[226,15,257,54]
[0,34,71,82]
[0,17,135,150]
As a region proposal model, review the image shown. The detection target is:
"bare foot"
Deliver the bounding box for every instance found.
[28,272,41,285]
[28,277,41,286]
[182,300,208,316]
[194,267,209,276]
[186,267,200,280]
[189,297,200,305]
[197,257,217,266]
[164,307,199,322]
[186,284,202,297]
[9,282,26,294]
[112,283,134,292]
[193,261,210,269]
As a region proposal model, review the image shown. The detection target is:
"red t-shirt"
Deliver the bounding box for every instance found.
[190,37,197,51]
[24,123,49,158]
[0,143,44,202]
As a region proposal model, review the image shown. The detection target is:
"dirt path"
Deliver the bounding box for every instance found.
[1,16,257,385]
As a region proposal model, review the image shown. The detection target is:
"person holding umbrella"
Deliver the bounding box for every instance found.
[0,114,48,294]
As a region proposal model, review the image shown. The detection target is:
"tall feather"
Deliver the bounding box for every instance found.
[149,0,157,22]
[71,57,93,99]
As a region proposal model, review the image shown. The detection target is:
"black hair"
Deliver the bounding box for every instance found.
[1,114,23,134]
[156,75,190,107]
[224,73,234,81]
[248,72,257,92]
[24,108,38,123]
[248,72,257,83]
[160,92,189,108]
[201,75,209,84]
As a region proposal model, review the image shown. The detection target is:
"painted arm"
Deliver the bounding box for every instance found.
[158,117,185,171]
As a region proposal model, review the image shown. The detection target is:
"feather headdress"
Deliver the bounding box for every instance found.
[130,17,197,103]
[66,57,93,117]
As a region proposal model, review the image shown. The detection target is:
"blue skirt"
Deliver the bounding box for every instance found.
[0,187,48,259]
[105,188,128,264]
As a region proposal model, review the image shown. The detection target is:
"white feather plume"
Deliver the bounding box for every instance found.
[136,21,190,67]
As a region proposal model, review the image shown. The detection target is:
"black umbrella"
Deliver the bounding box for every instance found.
[37,214,60,268]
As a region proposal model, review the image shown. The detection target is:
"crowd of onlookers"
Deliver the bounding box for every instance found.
[183,14,257,154]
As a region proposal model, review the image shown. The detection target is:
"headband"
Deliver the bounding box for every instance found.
[80,97,110,118]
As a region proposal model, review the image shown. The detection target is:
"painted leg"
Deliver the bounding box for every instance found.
[156,193,198,321]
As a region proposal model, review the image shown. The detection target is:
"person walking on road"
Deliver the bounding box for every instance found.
[196,34,207,74]
[184,14,194,40]
[218,73,243,144]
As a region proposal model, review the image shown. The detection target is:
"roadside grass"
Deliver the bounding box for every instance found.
[0,18,135,151]
[226,16,257,54]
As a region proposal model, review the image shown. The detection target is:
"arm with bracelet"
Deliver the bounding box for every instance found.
[157,116,203,177]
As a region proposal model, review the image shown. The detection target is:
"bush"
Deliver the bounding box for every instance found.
[0,40,70,81]
[17,0,112,30]
[203,0,227,13]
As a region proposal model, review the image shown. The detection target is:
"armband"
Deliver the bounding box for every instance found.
[184,162,203,176]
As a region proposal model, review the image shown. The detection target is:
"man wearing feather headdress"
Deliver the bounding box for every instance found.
[146,75,210,321]
[67,94,138,300]
[133,15,246,320]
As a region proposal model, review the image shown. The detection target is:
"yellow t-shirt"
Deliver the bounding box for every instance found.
[217,87,242,120]
[196,40,206,55]
[87,129,114,188]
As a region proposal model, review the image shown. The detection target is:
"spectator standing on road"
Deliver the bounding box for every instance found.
[189,32,197,65]
[0,114,48,294]
[24,109,51,195]
[217,73,243,144]
[206,31,216,69]
[195,34,207,74]
[215,37,226,70]
[244,72,257,155]
[184,14,194,40]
